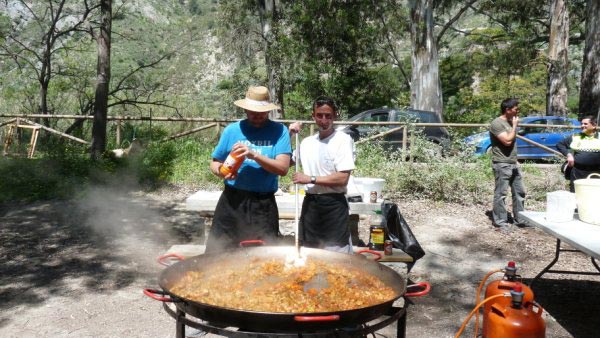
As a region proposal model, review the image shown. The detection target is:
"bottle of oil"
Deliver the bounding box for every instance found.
[368,210,386,251]
[219,149,245,177]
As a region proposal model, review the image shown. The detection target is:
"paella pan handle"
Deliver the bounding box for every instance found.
[294,315,340,322]
[405,282,431,297]
[239,240,265,247]
[355,249,383,261]
[157,253,186,267]
[143,288,178,302]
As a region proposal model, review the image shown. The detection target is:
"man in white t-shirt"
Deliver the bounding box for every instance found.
[289,97,355,253]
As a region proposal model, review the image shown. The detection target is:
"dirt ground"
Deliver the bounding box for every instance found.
[1,183,599,338]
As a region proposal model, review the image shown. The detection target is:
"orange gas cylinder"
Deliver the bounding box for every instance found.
[484,283,546,338]
[483,261,534,335]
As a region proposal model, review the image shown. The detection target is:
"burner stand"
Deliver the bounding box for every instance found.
[163,303,408,338]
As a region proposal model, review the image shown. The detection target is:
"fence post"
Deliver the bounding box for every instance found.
[408,132,414,163]
[116,119,121,146]
[402,126,408,162]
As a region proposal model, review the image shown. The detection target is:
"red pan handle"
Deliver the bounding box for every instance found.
[405,282,431,297]
[355,249,382,261]
[157,253,186,266]
[239,240,265,247]
[143,288,175,302]
[294,315,340,322]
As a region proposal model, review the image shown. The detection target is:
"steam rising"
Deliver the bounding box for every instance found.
[75,179,205,263]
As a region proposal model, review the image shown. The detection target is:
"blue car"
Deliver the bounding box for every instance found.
[464,116,581,160]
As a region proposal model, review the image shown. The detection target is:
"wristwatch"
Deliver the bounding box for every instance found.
[310,176,317,184]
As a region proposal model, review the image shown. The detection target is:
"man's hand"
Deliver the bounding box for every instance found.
[233,143,257,160]
[292,172,310,184]
[567,153,575,167]
[289,122,303,135]
[511,116,519,128]
[211,160,238,180]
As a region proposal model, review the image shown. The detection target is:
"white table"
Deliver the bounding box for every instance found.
[519,211,600,286]
[185,190,381,218]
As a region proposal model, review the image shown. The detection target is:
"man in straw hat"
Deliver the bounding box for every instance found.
[207,86,292,252]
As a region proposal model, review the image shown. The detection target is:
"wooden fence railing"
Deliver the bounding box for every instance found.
[1,113,578,159]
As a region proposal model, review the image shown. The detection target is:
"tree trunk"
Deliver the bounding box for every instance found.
[39,49,51,127]
[408,0,444,120]
[91,0,112,160]
[579,0,600,118]
[546,0,569,117]
[258,0,283,119]
[39,82,49,116]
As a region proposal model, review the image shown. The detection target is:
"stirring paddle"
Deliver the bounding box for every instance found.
[286,129,306,268]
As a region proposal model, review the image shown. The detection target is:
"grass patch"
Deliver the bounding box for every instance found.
[0,135,567,205]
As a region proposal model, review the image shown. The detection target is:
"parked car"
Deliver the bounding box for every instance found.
[463,116,581,160]
[336,107,450,150]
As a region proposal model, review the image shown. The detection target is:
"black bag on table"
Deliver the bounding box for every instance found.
[382,202,425,271]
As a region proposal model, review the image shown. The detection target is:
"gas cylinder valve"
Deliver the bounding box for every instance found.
[504,261,517,280]
[510,283,525,308]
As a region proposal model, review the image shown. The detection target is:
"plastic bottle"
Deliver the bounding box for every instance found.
[219,149,245,176]
[368,210,386,251]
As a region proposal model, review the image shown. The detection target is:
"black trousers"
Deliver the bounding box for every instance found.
[205,185,279,253]
[300,193,350,248]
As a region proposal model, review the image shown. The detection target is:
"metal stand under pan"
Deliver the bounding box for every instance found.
[163,302,408,338]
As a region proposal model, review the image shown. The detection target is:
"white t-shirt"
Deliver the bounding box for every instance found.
[299,130,355,194]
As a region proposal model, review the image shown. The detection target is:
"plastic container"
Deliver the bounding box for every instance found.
[220,149,245,176]
[346,176,363,196]
[545,190,576,222]
[574,173,600,225]
[354,177,385,203]
[368,210,386,251]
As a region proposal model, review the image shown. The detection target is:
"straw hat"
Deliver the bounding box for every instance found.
[234,86,280,112]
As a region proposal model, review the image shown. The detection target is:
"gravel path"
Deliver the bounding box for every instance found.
[1,185,598,337]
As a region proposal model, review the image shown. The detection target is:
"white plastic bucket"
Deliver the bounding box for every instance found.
[354,177,385,203]
[346,175,362,195]
[546,190,576,222]
[574,173,600,225]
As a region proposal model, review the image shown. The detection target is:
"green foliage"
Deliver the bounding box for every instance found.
[0,132,567,206]
[169,139,222,189]
[0,148,92,203]
[444,58,548,132]
[440,54,475,100]
[352,138,493,204]
[135,142,178,187]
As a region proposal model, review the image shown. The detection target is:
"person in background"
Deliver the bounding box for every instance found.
[289,97,355,253]
[207,85,292,252]
[557,115,600,192]
[490,98,527,231]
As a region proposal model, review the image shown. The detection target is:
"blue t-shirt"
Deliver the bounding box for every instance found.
[212,119,291,193]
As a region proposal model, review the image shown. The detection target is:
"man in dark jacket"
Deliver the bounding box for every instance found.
[557,115,600,192]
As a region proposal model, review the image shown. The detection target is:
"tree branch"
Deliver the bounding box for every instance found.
[437,0,479,45]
